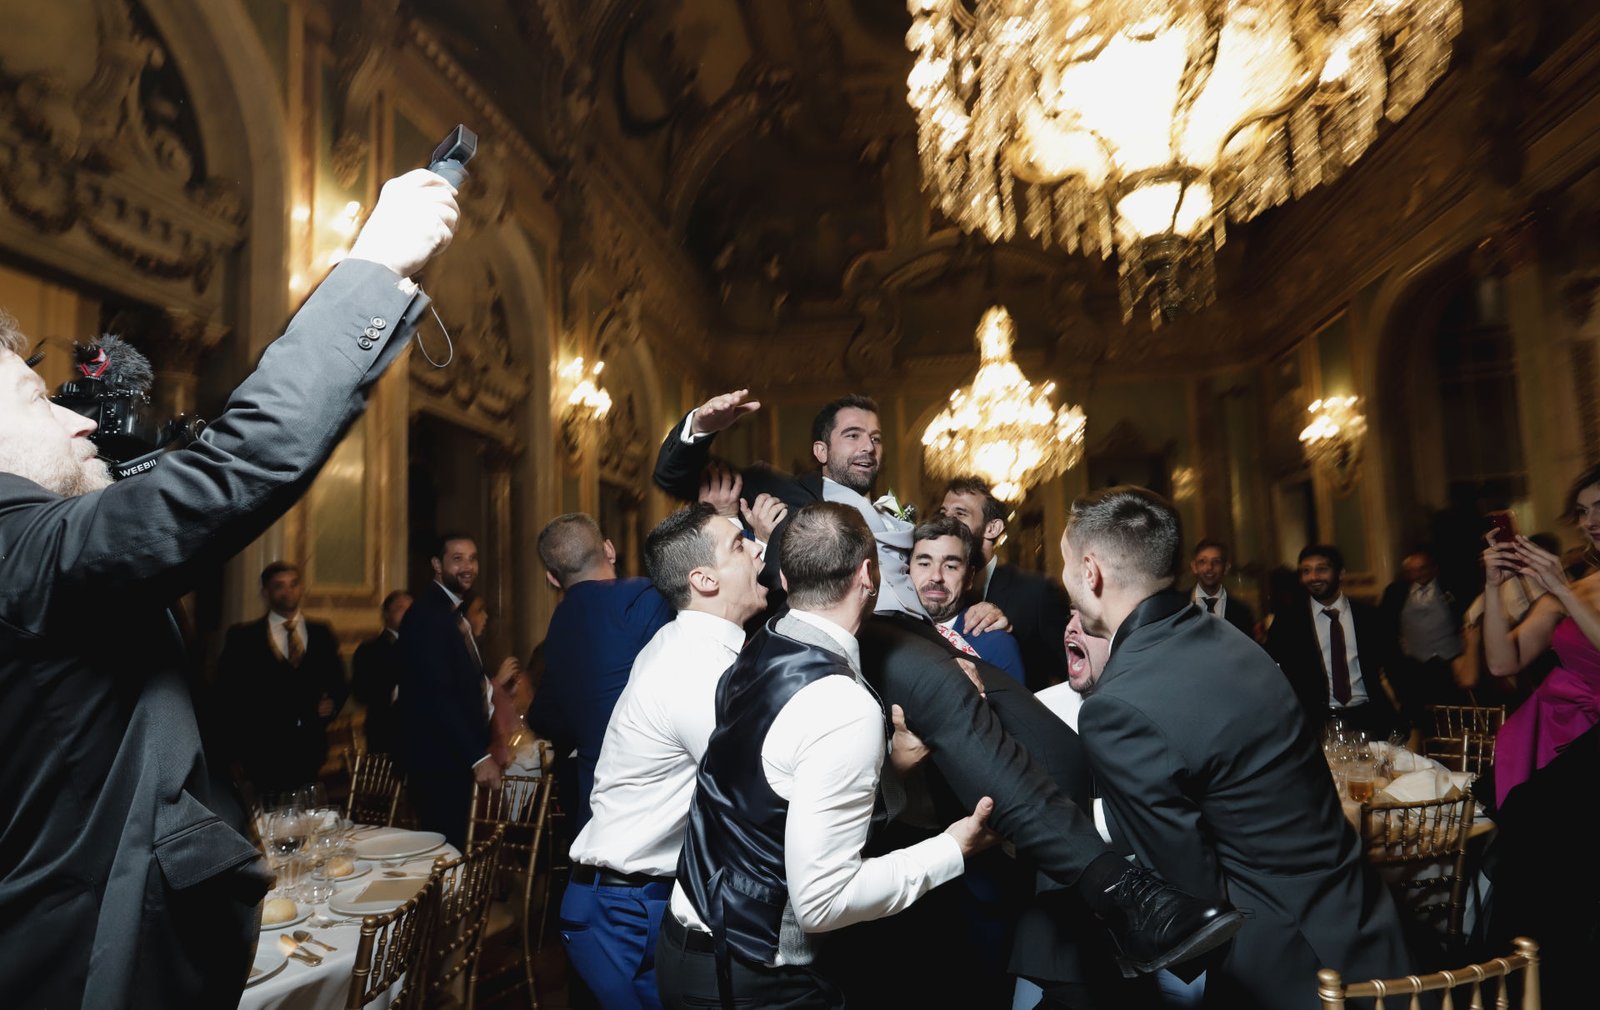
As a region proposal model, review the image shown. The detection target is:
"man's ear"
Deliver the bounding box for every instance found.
[430,557,443,578]
[687,567,718,598]
[603,539,617,565]
[812,440,828,466]
[779,570,789,593]
[982,518,1005,544]
[545,570,562,591]
[1082,554,1108,597]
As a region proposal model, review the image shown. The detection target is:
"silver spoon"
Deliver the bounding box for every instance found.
[292,929,337,952]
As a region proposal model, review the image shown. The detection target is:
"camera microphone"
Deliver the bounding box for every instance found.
[73,335,154,395]
[52,334,203,480]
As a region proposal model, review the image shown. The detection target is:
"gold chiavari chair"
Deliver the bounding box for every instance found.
[344,751,404,827]
[426,825,507,1010]
[1316,936,1540,1009]
[1428,704,1507,740]
[466,773,555,1009]
[344,868,443,1010]
[1358,794,1476,949]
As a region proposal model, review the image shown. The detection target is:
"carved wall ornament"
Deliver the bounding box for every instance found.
[409,261,529,424]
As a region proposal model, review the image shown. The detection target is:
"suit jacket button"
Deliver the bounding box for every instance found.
[370,316,387,329]
[364,326,382,339]
[357,336,375,350]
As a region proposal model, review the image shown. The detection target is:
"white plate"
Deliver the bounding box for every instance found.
[258,901,309,931]
[327,877,428,917]
[351,830,446,860]
[246,947,287,987]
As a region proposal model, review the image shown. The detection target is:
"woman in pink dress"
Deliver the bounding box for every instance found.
[1483,464,1600,806]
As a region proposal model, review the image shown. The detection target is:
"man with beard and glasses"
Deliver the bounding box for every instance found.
[0,168,458,1009]
[396,533,500,849]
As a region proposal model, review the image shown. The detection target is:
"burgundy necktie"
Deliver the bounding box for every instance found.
[1323,607,1351,704]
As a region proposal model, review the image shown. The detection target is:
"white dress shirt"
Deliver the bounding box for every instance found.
[267,609,302,660]
[570,610,745,876]
[978,556,999,601]
[669,608,963,964]
[1310,594,1369,707]
[1191,586,1228,618]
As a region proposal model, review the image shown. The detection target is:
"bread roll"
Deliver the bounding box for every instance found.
[327,856,356,877]
[262,897,297,925]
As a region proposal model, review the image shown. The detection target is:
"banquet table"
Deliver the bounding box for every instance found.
[238,829,460,1010]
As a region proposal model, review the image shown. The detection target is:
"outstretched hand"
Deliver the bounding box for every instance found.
[741,493,789,543]
[944,796,999,857]
[691,389,761,435]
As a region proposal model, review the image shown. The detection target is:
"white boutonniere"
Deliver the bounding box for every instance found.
[874,490,916,523]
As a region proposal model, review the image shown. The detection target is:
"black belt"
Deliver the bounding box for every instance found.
[571,864,674,889]
[662,914,718,953]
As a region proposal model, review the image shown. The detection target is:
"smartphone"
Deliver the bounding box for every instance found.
[1487,510,1518,544]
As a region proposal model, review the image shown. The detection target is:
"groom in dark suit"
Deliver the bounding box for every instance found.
[1063,487,1409,1009]
[0,168,458,1008]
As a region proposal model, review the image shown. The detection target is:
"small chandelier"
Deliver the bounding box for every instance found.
[1299,395,1366,494]
[922,306,1087,502]
[558,356,612,459]
[903,0,1462,324]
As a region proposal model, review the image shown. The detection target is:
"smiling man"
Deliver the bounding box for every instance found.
[909,514,1026,683]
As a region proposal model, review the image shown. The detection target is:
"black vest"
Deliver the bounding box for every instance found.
[676,619,857,967]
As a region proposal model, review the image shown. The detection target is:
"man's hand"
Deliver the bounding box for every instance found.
[963,602,1010,636]
[494,655,521,689]
[944,796,999,858]
[348,169,460,278]
[888,704,930,775]
[698,464,744,518]
[690,389,761,435]
[740,492,788,543]
[955,657,986,699]
[474,757,503,791]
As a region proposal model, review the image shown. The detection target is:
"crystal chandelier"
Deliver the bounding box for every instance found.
[922,306,1087,502]
[903,0,1463,324]
[1298,395,1366,493]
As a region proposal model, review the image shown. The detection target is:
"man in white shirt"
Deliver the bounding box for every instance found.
[560,503,767,1010]
[657,503,997,1009]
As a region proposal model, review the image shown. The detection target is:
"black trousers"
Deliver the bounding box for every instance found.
[655,916,843,1009]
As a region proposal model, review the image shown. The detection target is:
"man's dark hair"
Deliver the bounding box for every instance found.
[431,532,476,561]
[538,513,606,587]
[1192,538,1228,561]
[1298,543,1345,573]
[943,476,1009,528]
[380,590,410,613]
[1402,544,1437,563]
[913,514,981,570]
[1065,485,1181,583]
[811,394,880,445]
[781,502,875,610]
[260,560,300,587]
[645,503,720,611]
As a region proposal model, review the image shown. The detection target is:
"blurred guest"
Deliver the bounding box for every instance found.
[217,561,346,794]
[941,476,1072,689]
[1187,539,1256,638]
[910,514,1026,683]
[396,533,497,849]
[351,589,411,757]
[562,503,767,1010]
[1380,546,1466,724]
[1264,544,1405,741]
[1454,532,1561,707]
[1482,464,1600,807]
[529,513,673,830]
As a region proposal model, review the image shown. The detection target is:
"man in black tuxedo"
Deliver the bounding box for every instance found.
[940,476,1072,690]
[1063,488,1409,1009]
[216,561,347,795]
[0,169,457,1008]
[396,534,500,849]
[1188,538,1257,638]
[1265,544,1406,741]
[351,589,412,757]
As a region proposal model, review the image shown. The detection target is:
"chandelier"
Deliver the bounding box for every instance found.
[1298,394,1366,493]
[557,356,612,459]
[903,0,1463,324]
[922,306,1087,502]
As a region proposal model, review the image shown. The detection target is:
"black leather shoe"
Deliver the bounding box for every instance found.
[1100,866,1245,978]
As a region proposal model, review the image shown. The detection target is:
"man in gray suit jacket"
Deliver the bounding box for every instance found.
[1062,486,1409,1009]
[0,169,458,1008]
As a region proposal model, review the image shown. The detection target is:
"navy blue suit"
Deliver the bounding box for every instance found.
[951,610,1026,684]
[529,578,673,829]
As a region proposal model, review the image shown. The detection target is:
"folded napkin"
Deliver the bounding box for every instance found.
[353,878,427,904]
[1378,768,1460,804]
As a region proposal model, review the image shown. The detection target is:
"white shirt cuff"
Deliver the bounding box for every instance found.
[472,753,494,769]
[679,412,709,444]
[1093,798,1113,845]
[910,832,967,887]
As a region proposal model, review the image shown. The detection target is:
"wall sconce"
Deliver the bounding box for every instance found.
[1169,465,1199,502]
[1298,395,1367,495]
[558,356,612,459]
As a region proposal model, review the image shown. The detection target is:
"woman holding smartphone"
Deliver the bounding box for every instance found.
[1482,463,1600,805]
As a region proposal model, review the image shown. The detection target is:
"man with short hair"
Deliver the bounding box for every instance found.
[529,513,674,830]
[1188,538,1256,638]
[217,561,347,794]
[1063,487,1409,1008]
[1265,544,1405,740]
[562,503,768,1009]
[1380,546,1466,721]
[658,503,998,1009]
[910,514,1025,683]
[940,476,1071,690]
[351,590,412,757]
[396,534,500,848]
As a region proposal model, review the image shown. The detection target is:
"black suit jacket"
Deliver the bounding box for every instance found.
[985,562,1072,691]
[216,615,346,793]
[351,630,402,755]
[1264,593,1404,733]
[394,583,488,777]
[0,259,427,1008]
[1081,592,1409,1008]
